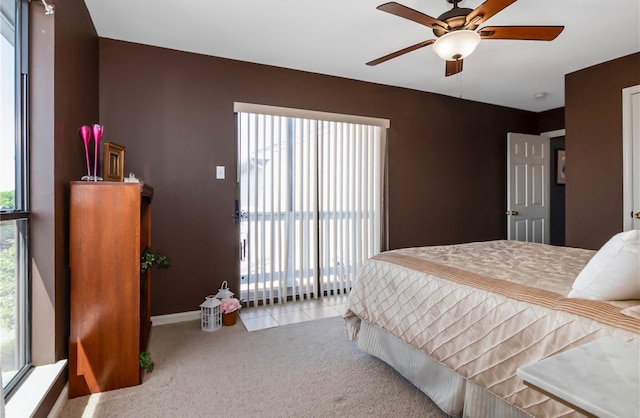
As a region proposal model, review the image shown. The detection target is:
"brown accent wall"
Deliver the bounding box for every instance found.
[565,53,640,249]
[30,0,98,387]
[537,107,564,133]
[99,39,537,315]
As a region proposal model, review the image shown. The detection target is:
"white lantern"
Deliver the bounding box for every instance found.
[199,295,222,332]
[214,280,235,299]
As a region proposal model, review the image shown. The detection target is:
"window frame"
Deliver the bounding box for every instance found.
[1,0,31,398]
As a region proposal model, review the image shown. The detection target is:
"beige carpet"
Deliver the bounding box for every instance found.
[60,317,448,417]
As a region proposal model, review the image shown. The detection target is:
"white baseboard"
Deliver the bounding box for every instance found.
[151,310,200,326]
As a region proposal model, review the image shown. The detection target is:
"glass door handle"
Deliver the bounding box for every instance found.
[239,239,246,261]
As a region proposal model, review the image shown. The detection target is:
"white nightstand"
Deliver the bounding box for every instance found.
[517,337,640,418]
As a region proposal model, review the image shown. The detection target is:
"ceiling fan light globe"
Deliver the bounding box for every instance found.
[432,30,481,61]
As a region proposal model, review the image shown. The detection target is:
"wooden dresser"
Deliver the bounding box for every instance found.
[68,181,153,398]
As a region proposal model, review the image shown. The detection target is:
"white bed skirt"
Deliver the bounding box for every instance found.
[358,320,533,418]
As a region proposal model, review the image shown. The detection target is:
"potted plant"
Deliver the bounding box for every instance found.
[220,297,243,326]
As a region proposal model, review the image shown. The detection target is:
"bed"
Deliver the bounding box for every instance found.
[344,239,640,417]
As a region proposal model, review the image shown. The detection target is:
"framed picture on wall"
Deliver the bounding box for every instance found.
[103,141,126,182]
[556,149,566,185]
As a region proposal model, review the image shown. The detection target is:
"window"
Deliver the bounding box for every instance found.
[1,0,29,396]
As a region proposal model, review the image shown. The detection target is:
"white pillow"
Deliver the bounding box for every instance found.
[568,230,640,300]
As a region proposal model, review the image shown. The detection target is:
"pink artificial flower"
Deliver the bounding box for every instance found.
[220,298,241,313]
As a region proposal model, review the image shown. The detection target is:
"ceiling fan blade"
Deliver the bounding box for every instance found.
[445,59,463,77]
[466,0,517,27]
[377,2,448,31]
[479,26,564,40]
[366,39,435,66]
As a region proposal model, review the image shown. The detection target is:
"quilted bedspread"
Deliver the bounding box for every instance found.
[344,240,640,417]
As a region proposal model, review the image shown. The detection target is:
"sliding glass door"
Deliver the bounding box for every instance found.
[237,109,384,307]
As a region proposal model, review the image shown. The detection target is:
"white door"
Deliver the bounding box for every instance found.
[623,85,640,231]
[507,132,550,243]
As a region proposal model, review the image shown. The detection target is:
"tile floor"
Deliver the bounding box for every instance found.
[238,294,349,331]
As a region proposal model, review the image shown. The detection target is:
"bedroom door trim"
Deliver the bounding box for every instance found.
[622,84,640,231]
[541,129,565,139]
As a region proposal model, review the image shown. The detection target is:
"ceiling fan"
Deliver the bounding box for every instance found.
[367,0,564,76]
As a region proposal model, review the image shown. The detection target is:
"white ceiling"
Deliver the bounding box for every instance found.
[83,0,640,112]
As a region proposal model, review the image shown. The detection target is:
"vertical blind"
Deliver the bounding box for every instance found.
[237,106,386,307]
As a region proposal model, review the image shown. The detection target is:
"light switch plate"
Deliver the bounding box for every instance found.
[216,166,225,180]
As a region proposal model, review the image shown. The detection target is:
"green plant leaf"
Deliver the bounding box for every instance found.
[141,249,172,273]
[139,351,155,373]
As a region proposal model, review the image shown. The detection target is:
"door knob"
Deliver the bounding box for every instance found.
[505,211,519,216]
[635,211,640,219]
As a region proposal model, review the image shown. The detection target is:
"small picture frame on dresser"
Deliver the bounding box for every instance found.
[103,141,126,182]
